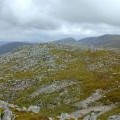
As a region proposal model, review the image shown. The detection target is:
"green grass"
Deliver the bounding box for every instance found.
[13,110,48,120]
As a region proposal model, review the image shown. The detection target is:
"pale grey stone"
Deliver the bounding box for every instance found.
[2,109,12,120]
[28,106,40,113]
[108,115,120,120]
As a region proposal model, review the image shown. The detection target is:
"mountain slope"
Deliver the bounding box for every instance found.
[0,41,11,46]
[0,43,119,119]
[53,37,76,45]
[52,34,120,48]
[0,42,30,55]
[77,34,120,48]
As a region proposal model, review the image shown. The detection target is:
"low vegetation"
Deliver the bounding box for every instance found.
[0,43,120,119]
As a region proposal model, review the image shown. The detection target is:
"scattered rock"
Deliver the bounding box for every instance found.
[22,107,28,112]
[28,106,40,113]
[60,113,69,120]
[0,101,8,109]
[83,112,97,120]
[48,117,53,120]
[30,80,76,98]
[74,89,103,108]
[2,109,12,120]
[70,104,115,119]
[108,115,120,120]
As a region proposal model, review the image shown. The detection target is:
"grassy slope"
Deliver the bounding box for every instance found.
[0,44,120,119]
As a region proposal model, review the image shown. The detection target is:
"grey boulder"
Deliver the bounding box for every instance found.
[108,115,120,120]
[28,106,40,113]
[2,109,12,120]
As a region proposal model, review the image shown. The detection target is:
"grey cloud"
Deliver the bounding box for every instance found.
[0,0,120,41]
[0,0,58,30]
[52,0,120,26]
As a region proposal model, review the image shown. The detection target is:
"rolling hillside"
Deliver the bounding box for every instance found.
[0,42,119,120]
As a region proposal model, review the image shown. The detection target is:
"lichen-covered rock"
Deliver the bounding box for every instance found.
[60,113,69,120]
[22,107,28,112]
[2,109,12,120]
[0,101,8,109]
[30,80,76,98]
[28,106,40,113]
[84,112,97,120]
[108,115,120,120]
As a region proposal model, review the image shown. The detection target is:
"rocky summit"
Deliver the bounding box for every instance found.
[0,42,120,120]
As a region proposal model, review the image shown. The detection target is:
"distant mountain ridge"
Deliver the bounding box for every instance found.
[0,42,30,55]
[0,41,10,46]
[0,34,120,55]
[54,34,120,48]
[77,34,120,48]
[53,37,76,44]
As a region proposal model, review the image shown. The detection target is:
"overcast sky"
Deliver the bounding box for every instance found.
[0,0,120,42]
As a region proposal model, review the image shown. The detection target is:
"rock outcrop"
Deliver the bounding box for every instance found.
[1,109,12,120]
[108,115,120,120]
[28,106,40,113]
[83,112,97,120]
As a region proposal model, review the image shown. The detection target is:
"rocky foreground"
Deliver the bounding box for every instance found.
[0,43,120,120]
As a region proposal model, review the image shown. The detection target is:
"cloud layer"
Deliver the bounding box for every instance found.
[0,0,120,41]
